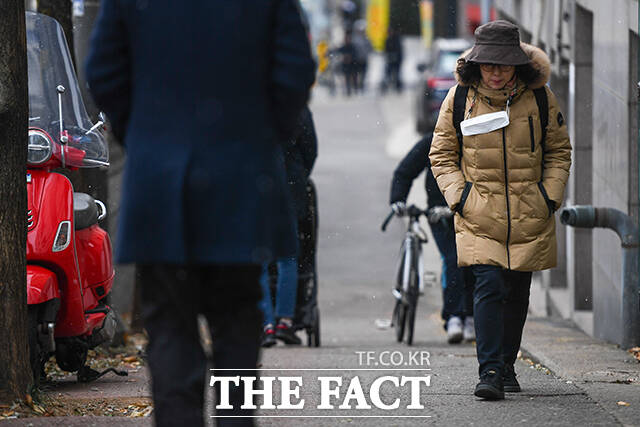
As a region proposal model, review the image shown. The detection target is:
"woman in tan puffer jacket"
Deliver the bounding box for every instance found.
[429,20,571,400]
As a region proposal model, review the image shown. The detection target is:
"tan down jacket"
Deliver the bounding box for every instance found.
[429,43,572,271]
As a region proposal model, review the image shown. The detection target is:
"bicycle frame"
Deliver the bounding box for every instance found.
[395,216,428,299]
[383,204,452,345]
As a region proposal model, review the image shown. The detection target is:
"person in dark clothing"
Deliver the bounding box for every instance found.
[389,134,474,344]
[337,33,358,96]
[383,28,404,93]
[260,107,318,347]
[352,22,371,94]
[86,1,315,426]
[284,107,318,219]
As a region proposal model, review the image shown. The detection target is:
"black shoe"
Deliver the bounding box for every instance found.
[503,365,521,392]
[275,322,301,345]
[261,325,277,348]
[474,370,505,400]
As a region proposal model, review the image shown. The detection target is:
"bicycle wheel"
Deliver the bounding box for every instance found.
[406,289,418,346]
[406,245,420,346]
[393,299,406,342]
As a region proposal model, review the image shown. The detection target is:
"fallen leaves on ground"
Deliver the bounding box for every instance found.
[518,355,552,375]
[0,395,154,419]
[1,332,152,420]
[44,332,148,380]
[629,347,640,362]
[41,396,154,417]
[0,399,54,419]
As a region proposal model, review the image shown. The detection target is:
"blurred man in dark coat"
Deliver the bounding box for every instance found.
[383,27,404,93]
[86,1,315,426]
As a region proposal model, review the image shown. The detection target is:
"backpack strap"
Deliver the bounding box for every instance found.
[452,85,548,157]
[452,85,470,162]
[532,86,548,151]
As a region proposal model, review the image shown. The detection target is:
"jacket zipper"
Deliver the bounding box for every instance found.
[528,116,535,152]
[502,128,511,269]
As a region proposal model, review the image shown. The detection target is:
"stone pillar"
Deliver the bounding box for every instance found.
[566,3,593,312]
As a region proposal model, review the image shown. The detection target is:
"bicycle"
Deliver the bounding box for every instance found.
[381,204,453,345]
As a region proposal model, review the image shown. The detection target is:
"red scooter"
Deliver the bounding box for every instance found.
[26,12,124,383]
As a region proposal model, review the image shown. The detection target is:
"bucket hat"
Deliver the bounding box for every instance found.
[465,20,530,65]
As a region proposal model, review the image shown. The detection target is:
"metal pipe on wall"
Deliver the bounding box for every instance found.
[560,206,640,349]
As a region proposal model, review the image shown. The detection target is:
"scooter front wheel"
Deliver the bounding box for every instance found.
[55,338,87,373]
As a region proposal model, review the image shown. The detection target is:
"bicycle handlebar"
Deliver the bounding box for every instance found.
[381,210,395,232]
[380,205,453,232]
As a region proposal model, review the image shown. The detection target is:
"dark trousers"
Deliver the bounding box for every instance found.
[342,64,357,96]
[384,62,402,92]
[470,265,532,376]
[139,264,262,427]
[429,219,473,322]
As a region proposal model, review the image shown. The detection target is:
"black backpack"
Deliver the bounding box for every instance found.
[452,85,548,158]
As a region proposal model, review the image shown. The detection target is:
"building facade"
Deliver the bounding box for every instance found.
[493,0,639,346]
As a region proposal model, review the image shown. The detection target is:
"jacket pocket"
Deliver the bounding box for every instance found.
[537,182,554,218]
[528,116,535,152]
[457,181,473,217]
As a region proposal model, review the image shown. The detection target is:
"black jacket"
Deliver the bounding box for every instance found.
[389,134,447,209]
[285,107,317,219]
[86,0,315,263]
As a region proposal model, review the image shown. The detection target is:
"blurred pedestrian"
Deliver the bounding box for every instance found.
[430,20,571,400]
[337,32,358,96]
[383,27,403,93]
[86,1,315,426]
[260,106,318,347]
[352,20,371,93]
[389,134,475,344]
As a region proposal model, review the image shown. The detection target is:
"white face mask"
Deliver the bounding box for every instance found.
[460,110,509,136]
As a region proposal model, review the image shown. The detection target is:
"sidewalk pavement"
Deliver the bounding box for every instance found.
[4,306,638,426]
[521,317,640,426]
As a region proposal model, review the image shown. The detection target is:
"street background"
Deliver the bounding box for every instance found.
[4,0,640,425]
[7,43,640,425]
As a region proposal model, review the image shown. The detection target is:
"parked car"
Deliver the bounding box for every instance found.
[415,38,472,135]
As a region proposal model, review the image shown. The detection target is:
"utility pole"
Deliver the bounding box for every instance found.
[0,1,33,403]
[73,0,100,121]
[37,0,75,68]
[481,0,491,24]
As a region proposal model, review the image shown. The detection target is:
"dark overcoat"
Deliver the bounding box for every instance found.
[284,107,317,219]
[86,0,316,264]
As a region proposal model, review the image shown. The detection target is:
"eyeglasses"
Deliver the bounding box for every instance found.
[479,63,515,72]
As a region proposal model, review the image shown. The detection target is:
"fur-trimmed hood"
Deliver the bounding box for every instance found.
[454,42,551,89]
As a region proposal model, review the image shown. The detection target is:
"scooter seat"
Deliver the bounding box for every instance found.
[73,193,99,230]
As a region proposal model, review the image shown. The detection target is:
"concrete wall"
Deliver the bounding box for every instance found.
[589,0,635,344]
[494,0,639,346]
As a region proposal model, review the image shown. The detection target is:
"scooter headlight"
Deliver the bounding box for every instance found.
[28,129,53,165]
